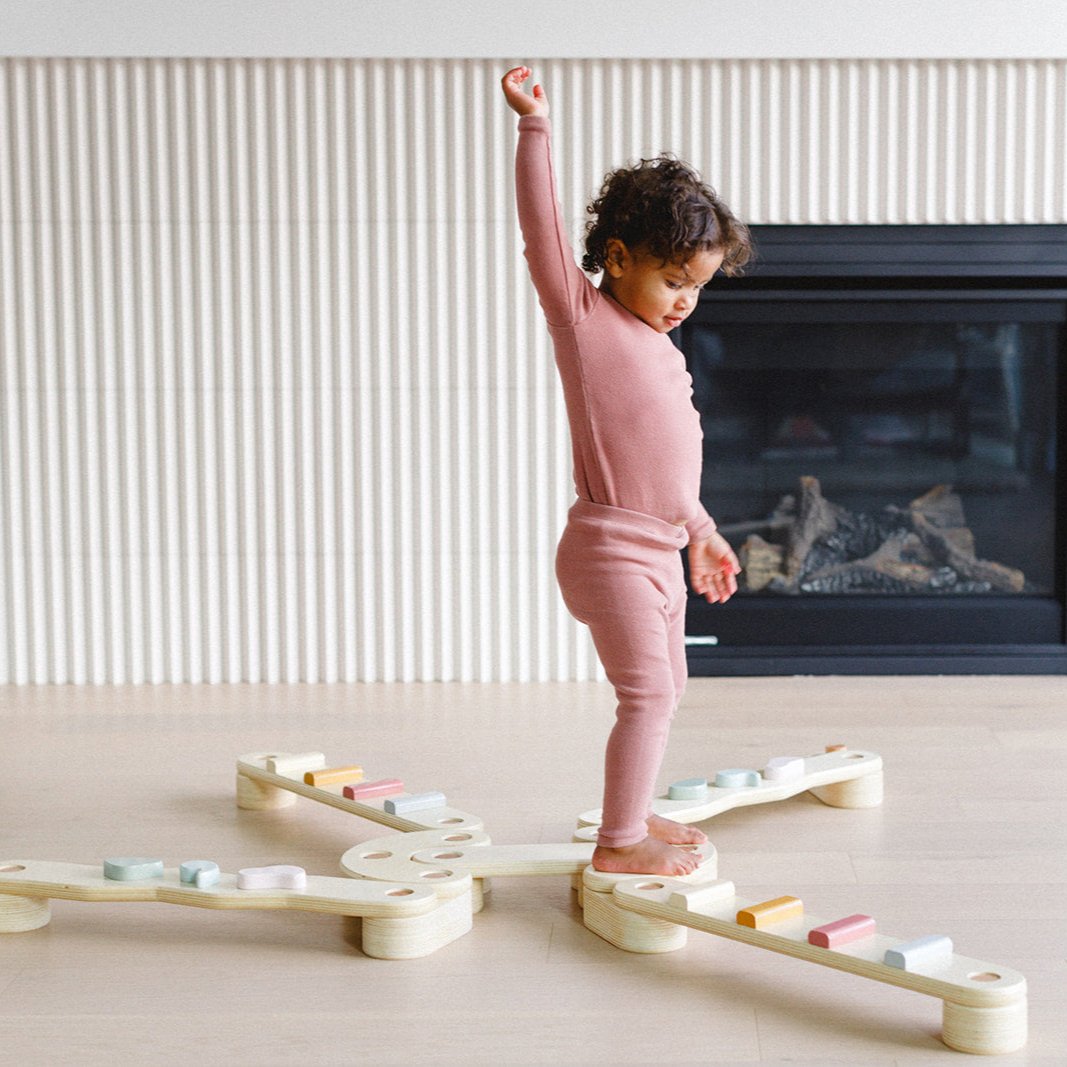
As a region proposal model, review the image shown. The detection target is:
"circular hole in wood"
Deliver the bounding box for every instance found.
[437,817,464,825]
[443,834,473,842]
[431,851,464,860]
[361,851,393,860]
[968,971,1002,983]
[0,864,26,873]
[634,881,665,891]
[420,870,453,880]
[386,888,415,897]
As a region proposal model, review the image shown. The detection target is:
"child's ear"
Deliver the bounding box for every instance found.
[603,238,629,278]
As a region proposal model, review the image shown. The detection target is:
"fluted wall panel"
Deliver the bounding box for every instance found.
[2,58,1065,682]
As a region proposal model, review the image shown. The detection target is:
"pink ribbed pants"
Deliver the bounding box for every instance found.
[555,498,689,848]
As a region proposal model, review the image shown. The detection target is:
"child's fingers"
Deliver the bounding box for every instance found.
[503,66,531,91]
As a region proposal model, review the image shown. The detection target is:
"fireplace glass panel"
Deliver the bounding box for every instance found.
[683,297,1061,599]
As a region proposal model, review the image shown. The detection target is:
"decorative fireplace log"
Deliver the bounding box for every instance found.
[738,479,1026,595]
[737,535,785,592]
[783,476,847,587]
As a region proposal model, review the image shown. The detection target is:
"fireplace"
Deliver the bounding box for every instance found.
[680,225,1066,675]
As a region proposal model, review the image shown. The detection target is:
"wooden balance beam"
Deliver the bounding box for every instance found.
[0,858,471,960]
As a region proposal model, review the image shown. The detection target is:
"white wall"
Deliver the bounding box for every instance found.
[3,1,1067,59]
[2,56,1065,683]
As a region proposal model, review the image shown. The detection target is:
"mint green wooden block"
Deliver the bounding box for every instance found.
[179,860,221,888]
[668,777,709,800]
[714,769,762,789]
[103,857,164,881]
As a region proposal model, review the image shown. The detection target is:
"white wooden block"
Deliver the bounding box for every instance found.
[384,791,447,815]
[668,880,736,911]
[763,756,805,782]
[236,865,307,890]
[668,777,709,800]
[266,752,326,777]
[884,934,954,971]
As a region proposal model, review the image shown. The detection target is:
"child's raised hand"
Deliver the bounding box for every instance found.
[688,532,741,605]
[501,66,549,117]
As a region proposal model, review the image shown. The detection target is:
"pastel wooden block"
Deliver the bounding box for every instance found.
[884,934,954,971]
[825,743,847,753]
[668,777,708,801]
[265,752,326,777]
[668,880,736,912]
[343,778,404,800]
[103,857,164,881]
[179,860,221,889]
[384,791,447,815]
[763,756,805,782]
[304,765,364,787]
[808,913,876,949]
[714,768,762,789]
[236,865,307,891]
[737,895,803,929]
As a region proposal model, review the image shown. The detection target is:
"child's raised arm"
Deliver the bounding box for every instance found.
[504,67,595,327]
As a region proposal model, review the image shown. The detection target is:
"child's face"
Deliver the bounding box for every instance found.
[602,242,724,333]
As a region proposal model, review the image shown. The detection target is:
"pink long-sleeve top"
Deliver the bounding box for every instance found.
[515,115,716,545]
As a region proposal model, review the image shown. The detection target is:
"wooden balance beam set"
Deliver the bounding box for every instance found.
[0,745,1026,1055]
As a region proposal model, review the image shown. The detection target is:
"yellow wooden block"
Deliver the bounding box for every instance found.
[304,765,365,787]
[736,895,803,929]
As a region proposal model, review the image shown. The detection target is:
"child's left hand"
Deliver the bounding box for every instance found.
[688,532,740,604]
[501,66,549,117]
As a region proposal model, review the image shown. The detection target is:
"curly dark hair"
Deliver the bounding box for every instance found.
[582,155,752,278]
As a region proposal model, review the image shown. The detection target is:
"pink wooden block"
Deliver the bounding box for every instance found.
[343,778,404,800]
[808,913,876,949]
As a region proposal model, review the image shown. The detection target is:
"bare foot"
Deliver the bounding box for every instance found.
[592,836,700,876]
[646,814,708,846]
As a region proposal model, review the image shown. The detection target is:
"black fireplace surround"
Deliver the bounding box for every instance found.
[681,225,1066,675]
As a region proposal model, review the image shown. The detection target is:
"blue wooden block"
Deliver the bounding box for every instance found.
[714,769,762,789]
[384,791,447,815]
[884,934,954,971]
[179,860,221,888]
[103,857,164,881]
[668,777,709,801]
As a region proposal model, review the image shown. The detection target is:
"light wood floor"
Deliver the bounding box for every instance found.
[1,676,1065,1065]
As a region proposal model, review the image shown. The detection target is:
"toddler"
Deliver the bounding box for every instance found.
[502,67,751,875]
